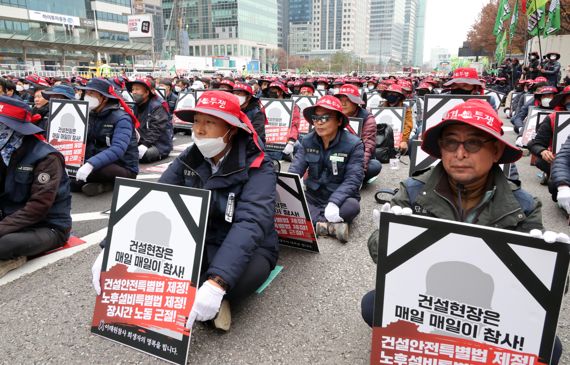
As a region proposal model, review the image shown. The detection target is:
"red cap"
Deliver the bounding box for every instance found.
[534,76,548,84]
[233,82,253,95]
[268,82,289,95]
[219,79,235,89]
[302,95,349,127]
[334,84,364,105]
[126,78,155,94]
[421,99,522,164]
[534,86,558,96]
[444,68,483,87]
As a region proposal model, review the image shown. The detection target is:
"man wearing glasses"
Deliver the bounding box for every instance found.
[289,96,364,243]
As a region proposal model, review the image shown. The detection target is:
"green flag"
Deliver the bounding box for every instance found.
[527,0,548,36]
[494,0,508,36]
[510,0,519,39]
[495,30,508,64]
[544,0,561,36]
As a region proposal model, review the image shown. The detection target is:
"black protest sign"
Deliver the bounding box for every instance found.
[371,107,405,148]
[366,92,383,110]
[91,178,210,365]
[195,90,205,101]
[485,89,505,106]
[47,99,89,177]
[275,172,319,253]
[292,95,318,136]
[521,107,550,146]
[314,90,327,99]
[552,112,570,155]
[261,98,294,151]
[422,95,491,138]
[371,212,570,365]
[155,87,167,100]
[172,91,196,131]
[415,97,425,123]
[408,140,439,177]
[348,117,364,137]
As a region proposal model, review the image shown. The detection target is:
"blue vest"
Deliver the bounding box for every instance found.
[86,105,139,173]
[1,138,72,237]
[301,129,362,200]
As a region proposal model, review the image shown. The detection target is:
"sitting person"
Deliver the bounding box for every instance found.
[233,82,266,142]
[73,78,139,196]
[266,82,300,161]
[361,99,565,365]
[289,96,364,243]
[36,85,77,138]
[379,83,414,154]
[91,91,278,331]
[127,79,173,163]
[334,84,382,182]
[0,96,71,278]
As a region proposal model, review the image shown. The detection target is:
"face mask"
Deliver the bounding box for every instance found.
[367,85,374,90]
[268,91,279,99]
[23,84,29,90]
[174,86,182,93]
[541,97,553,108]
[317,85,325,91]
[332,88,340,95]
[193,129,230,158]
[16,85,24,92]
[75,93,82,99]
[385,94,400,104]
[450,88,473,95]
[530,56,536,60]
[132,93,145,104]
[417,90,428,96]
[237,95,247,106]
[84,95,100,111]
[550,56,557,61]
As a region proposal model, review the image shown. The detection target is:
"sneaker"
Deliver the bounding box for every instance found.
[0,256,27,278]
[82,183,113,197]
[315,222,330,237]
[333,223,349,243]
[213,299,231,331]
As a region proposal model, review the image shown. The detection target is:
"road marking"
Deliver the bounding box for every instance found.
[137,174,162,180]
[0,227,107,287]
[71,212,109,222]
[503,127,514,132]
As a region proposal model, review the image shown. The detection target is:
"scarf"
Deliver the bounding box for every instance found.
[0,124,24,166]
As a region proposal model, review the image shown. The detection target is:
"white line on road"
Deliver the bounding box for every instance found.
[0,227,107,287]
[71,212,109,222]
[136,174,162,180]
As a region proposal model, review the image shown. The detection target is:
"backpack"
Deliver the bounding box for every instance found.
[375,123,396,163]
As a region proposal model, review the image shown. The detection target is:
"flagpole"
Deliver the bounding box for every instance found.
[534,0,543,59]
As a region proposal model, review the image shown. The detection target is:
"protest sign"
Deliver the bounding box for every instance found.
[261,98,294,151]
[292,95,318,136]
[371,212,570,365]
[155,87,167,100]
[91,178,210,365]
[348,117,364,137]
[367,92,384,110]
[415,97,425,124]
[552,112,570,155]
[47,99,89,177]
[275,172,319,253]
[195,90,205,101]
[372,107,405,148]
[172,91,196,131]
[314,90,326,99]
[422,95,491,138]
[521,107,550,146]
[408,140,439,177]
[484,89,505,107]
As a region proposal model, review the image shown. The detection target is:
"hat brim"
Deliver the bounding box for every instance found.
[174,108,252,133]
[550,91,570,108]
[125,81,154,94]
[443,78,484,87]
[334,93,364,105]
[41,90,74,100]
[75,86,117,99]
[302,105,349,128]
[381,90,405,99]
[421,120,522,164]
[0,116,44,135]
[546,53,561,60]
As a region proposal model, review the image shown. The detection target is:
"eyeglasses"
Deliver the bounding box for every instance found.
[439,137,495,153]
[311,114,333,124]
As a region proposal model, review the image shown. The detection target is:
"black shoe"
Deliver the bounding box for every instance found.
[82,183,113,197]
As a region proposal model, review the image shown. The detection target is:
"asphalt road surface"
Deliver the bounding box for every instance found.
[0,123,569,365]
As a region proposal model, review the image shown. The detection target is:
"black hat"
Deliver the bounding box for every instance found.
[76,78,118,99]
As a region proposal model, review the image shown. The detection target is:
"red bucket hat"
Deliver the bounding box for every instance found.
[533,76,548,84]
[302,95,349,128]
[126,78,155,94]
[268,82,289,95]
[550,85,570,107]
[233,82,253,95]
[219,79,235,89]
[534,85,558,96]
[381,84,406,99]
[334,84,364,105]
[444,68,484,87]
[421,99,522,164]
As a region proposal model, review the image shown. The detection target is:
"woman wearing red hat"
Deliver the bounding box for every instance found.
[289,96,365,243]
[94,90,278,331]
[233,82,266,142]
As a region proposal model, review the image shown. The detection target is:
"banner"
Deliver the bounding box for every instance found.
[493,0,509,36]
[371,213,570,365]
[91,179,210,365]
[172,91,196,131]
[544,0,561,36]
[348,117,364,137]
[371,107,405,148]
[292,96,318,136]
[47,99,89,178]
[527,0,548,36]
[275,172,319,253]
[495,30,508,64]
[521,107,550,146]
[510,0,519,39]
[128,14,153,38]
[421,95,492,139]
[261,99,294,151]
[552,112,570,154]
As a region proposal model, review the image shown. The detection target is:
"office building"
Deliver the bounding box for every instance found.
[277,0,289,52]
[413,0,426,67]
[369,0,405,65]
[402,0,418,66]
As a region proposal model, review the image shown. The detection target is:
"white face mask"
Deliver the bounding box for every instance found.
[84,95,101,111]
[332,88,340,95]
[174,86,182,93]
[193,129,230,158]
[23,84,30,90]
[541,97,553,108]
[317,85,325,90]
[237,95,247,106]
[16,85,24,92]
[75,93,82,99]
[550,56,557,61]
[367,85,374,90]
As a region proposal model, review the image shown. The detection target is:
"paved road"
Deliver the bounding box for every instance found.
[0,125,569,365]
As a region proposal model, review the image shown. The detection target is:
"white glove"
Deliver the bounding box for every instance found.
[138,145,148,160]
[324,202,343,223]
[373,203,413,226]
[515,136,523,147]
[186,281,226,329]
[282,141,295,155]
[530,229,570,244]
[557,186,570,213]
[91,250,104,296]
[76,163,94,182]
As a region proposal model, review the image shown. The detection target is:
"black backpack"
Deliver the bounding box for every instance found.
[375,123,396,163]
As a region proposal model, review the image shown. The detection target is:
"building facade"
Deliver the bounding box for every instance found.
[289,21,312,56]
[277,0,289,52]
[413,0,426,67]
[369,0,405,66]
[162,0,277,72]
[402,0,417,66]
